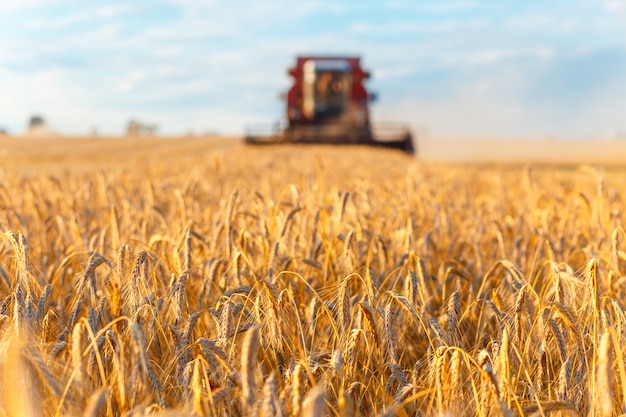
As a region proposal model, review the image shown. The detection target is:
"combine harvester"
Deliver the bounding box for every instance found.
[245,56,415,154]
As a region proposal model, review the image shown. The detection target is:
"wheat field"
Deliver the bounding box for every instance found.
[1,137,626,417]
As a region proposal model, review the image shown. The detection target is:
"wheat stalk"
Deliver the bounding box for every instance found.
[595,331,613,417]
[302,385,325,417]
[242,325,259,408]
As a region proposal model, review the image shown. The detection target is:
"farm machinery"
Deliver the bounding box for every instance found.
[245,56,415,154]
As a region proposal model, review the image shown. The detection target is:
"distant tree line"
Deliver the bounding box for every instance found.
[4,115,166,137]
[126,119,158,137]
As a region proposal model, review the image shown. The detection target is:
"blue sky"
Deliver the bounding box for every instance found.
[0,0,625,138]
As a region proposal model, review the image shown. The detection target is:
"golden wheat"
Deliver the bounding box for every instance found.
[1,144,626,416]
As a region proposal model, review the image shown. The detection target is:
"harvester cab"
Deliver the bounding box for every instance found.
[245,56,415,154]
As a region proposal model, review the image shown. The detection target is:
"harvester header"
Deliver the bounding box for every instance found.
[245,55,415,154]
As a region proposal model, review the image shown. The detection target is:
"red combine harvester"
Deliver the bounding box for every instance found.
[245,56,415,154]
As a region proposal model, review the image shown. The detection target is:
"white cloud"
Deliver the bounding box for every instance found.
[27,5,134,30]
[115,71,146,93]
[165,0,346,34]
[348,20,477,35]
[94,5,134,18]
[0,1,65,13]
[381,0,477,17]
[0,68,81,133]
[467,48,556,65]
[605,0,626,11]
